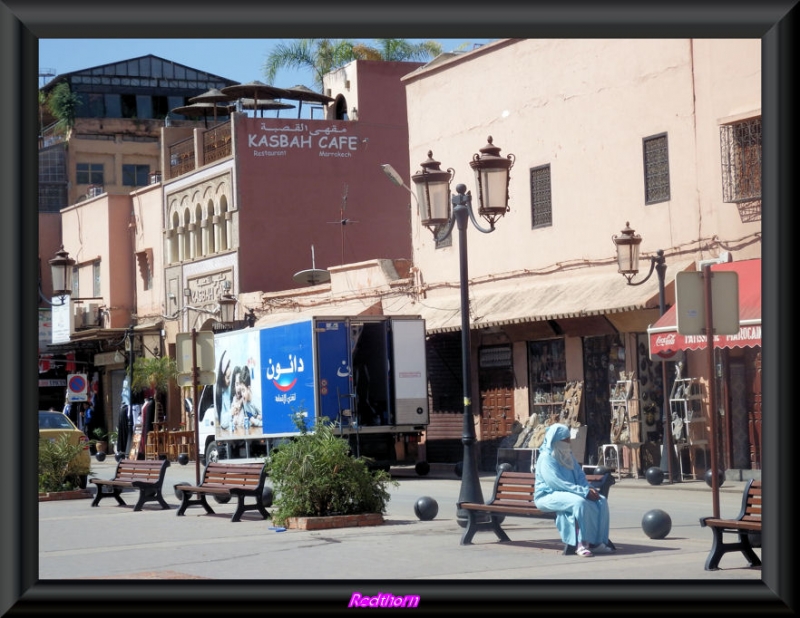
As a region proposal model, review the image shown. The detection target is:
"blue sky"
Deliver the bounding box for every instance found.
[38,38,495,91]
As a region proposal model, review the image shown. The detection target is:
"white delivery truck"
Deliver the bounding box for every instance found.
[196,315,430,474]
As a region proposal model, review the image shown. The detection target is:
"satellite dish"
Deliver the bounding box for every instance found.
[293,244,330,285]
[293,269,331,285]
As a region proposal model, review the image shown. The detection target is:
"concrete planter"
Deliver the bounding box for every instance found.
[38,489,94,502]
[285,512,384,530]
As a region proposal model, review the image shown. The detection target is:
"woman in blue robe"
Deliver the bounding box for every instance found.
[534,423,613,557]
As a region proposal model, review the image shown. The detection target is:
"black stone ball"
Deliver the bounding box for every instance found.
[414,496,439,521]
[645,466,665,486]
[593,465,613,476]
[454,461,463,478]
[415,461,431,477]
[642,508,672,539]
[115,452,124,462]
[704,468,725,488]
[95,451,106,462]
[177,453,189,466]
[174,482,190,500]
[262,486,274,507]
[496,462,514,474]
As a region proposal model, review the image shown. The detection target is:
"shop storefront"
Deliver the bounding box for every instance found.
[648,258,762,473]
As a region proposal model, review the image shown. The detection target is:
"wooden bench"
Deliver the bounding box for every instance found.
[699,478,762,570]
[89,459,171,511]
[174,462,269,522]
[458,470,615,553]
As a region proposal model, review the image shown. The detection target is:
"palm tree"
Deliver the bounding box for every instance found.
[263,38,444,93]
[264,39,359,92]
[46,82,81,135]
[352,39,443,62]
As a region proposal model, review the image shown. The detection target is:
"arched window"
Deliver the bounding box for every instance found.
[219,196,230,251]
[194,204,203,257]
[334,94,348,120]
[170,211,180,263]
[206,199,215,254]
[183,207,192,260]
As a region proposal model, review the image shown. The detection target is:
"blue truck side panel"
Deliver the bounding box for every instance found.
[315,319,351,426]
[258,319,316,434]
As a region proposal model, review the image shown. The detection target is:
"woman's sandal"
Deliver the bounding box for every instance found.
[576,545,594,557]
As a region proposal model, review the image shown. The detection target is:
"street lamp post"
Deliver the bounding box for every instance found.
[39,245,77,306]
[612,222,675,484]
[411,137,515,524]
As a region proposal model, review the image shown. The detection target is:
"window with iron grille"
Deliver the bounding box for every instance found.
[92,261,101,297]
[71,267,79,299]
[434,225,453,249]
[720,117,761,203]
[643,133,670,204]
[76,162,104,185]
[530,164,552,228]
[122,164,150,187]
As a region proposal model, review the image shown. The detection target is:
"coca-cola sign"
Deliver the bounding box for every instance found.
[649,323,761,358]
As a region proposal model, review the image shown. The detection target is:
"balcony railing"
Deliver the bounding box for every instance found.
[168,137,195,179]
[203,121,232,165]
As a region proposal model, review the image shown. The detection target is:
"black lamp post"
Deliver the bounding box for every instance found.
[611,222,675,484]
[411,137,515,524]
[40,245,77,306]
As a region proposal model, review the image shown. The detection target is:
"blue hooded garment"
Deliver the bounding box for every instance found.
[533,423,610,546]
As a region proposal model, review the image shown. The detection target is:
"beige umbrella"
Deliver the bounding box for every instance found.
[171,102,230,128]
[281,85,335,118]
[231,98,296,115]
[220,81,291,117]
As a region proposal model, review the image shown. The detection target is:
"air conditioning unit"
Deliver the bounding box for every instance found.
[87,185,104,198]
[696,252,732,271]
[81,303,100,327]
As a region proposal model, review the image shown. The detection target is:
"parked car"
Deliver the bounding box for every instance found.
[38,410,91,489]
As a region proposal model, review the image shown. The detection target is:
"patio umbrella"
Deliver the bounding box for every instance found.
[189,88,234,106]
[281,84,335,118]
[220,81,291,118]
[171,102,230,128]
[230,98,296,117]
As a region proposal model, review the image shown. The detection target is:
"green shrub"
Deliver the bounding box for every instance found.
[38,434,91,492]
[267,415,398,525]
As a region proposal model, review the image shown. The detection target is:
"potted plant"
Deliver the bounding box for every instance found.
[91,428,108,454]
[267,414,398,529]
[107,430,119,453]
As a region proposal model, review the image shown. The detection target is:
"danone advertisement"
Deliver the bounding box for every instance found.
[213,320,316,439]
[258,320,316,434]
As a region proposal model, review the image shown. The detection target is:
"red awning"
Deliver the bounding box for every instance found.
[648,258,761,358]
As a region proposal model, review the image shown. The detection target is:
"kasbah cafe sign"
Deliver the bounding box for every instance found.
[248,122,359,159]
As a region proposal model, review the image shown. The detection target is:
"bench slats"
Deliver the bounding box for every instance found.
[89,459,171,511]
[699,479,762,570]
[175,462,269,522]
[458,470,613,551]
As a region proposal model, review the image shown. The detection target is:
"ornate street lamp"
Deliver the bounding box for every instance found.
[411,137,515,525]
[612,222,675,483]
[41,245,77,306]
[218,294,238,325]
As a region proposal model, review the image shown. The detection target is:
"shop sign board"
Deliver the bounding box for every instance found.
[675,271,739,336]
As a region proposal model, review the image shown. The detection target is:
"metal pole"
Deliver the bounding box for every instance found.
[654,252,676,484]
[454,202,485,524]
[192,328,200,485]
[703,265,720,519]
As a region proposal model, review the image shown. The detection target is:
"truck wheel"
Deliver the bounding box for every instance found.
[204,441,221,465]
[415,461,430,477]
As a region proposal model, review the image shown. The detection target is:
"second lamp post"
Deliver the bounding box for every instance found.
[411,137,514,524]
